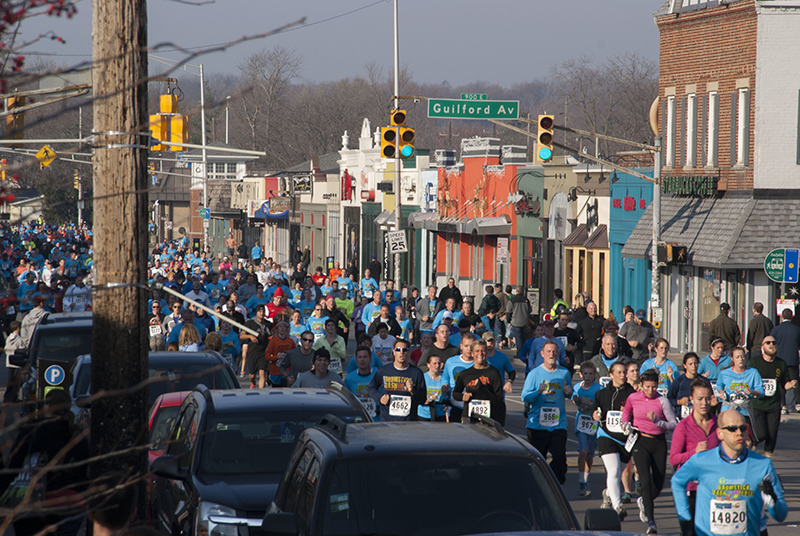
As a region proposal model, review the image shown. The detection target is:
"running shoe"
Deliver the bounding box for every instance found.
[781,406,789,415]
[620,491,632,503]
[615,506,627,521]
[637,496,649,523]
[584,482,591,497]
[579,482,586,496]
[601,489,612,509]
[646,521,657,534]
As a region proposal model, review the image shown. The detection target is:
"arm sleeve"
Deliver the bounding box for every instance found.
[671,459,697,521]
[656,397,678,430]
[520,371,542,403]
[264,339,278,363]
[507,369,516,382]
[669,421,691,468]
[367,369,382,403]
[767,463,789,523]
[412,372,428,405]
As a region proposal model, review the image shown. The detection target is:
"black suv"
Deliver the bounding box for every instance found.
[150,383,372,536]
[263,418,622,536]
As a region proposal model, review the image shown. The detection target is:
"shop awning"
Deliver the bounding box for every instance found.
[620,193,762,268]
[374,210,392,226]
[408,211,438,229]
[463,216,512,235]
[563,224,588,246]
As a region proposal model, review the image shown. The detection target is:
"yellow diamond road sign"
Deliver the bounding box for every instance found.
[35,145,57,167]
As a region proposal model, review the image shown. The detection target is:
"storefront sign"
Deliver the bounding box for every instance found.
[776,299,797,319]
[661,176,716,197]
[293,175,312,193]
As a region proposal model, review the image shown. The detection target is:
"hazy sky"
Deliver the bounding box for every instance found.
[22,0,661,87]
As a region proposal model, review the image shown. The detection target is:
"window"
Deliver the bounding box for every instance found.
[208,162,238,180]
[736,89,750,166]
[666,97,676,167]
[706,92,719,167]
[686,94,697,168]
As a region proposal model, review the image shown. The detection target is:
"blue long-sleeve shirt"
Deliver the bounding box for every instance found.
[521,365,572,430]
[672,446,787,536]
[698,353,732,382]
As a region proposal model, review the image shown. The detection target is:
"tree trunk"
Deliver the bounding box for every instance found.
[90,0,149,494]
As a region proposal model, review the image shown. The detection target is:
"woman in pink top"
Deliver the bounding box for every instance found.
[621,369,678,534]
[669,378,719,536]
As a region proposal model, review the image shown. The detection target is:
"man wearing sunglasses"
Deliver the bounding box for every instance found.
[672,409,787,536]
[367,339,426,421]
[280,330,316,386]
[747,337,797,458]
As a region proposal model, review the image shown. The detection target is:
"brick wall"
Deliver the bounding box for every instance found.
[657,0,757,190]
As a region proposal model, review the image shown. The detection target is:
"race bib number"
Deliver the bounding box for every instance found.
[314,333,324,342]
[729,392,748,404]
[539,406,559,427]
[762,379,777,397]
[599,376,611,388]
[364,290,373,299]
[329,357,342,374]
[606,410,623,434]
[710,499,747,535]
[624,430,638,453]
[389,395,411,417]
[558,336,568,347]
[148,324,162,337]
[576,414,597,435]
[359,397,376,418]
[657,387,668,397]
[468,399,491,418]
[681,404,693,419]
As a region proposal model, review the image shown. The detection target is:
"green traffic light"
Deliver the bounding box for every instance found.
[401,145,414,158]
[538,147,553,161]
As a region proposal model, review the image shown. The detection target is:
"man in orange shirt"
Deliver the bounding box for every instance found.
[329,261,343,281]
[265,321,296,387]
[266,288,290,320]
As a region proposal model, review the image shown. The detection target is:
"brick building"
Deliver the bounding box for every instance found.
[623,0,800,352]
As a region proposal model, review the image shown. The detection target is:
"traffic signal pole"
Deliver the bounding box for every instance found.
[392,0,401,284]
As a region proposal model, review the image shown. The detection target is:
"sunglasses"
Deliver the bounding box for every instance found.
[721,424,749,433]
[762,341,776,345]
[302,338,314,343]
[394,347,410,353]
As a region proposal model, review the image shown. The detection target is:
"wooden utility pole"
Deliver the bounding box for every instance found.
[90,0,149,491]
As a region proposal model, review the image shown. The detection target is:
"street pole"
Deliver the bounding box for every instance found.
[200,64,209,253]
[77,177,83,225]
[91,0,149,502]
[226,95,231,144]
[651,135,662,315]
[393,0,401,284]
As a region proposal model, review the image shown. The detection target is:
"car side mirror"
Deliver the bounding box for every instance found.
[9,350,28,368]
[150,454,188,480]
[584,507,621,532]
[262,512,299,536]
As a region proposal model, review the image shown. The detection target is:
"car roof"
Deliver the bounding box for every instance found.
[199,388,358,414]
[80,351,228,365]
[36,318,93,330]
[44,312,93,324]
[154,391,191,407]
[311,421,536,457]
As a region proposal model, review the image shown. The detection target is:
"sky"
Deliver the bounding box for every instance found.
[20,0,661,87]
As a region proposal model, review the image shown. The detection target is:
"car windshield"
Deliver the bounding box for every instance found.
[200,412,366,476]
[149,405,181,449]
[147,360,237,405]
[320,455,574,536]
[31,328,92,363]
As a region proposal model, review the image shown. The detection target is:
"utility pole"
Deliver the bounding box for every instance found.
[91,0,149,504]
[392,0,401,283]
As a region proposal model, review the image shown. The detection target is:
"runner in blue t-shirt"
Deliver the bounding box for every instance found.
[572,362,603,497]
[418,354,448,421]
[344,346,379,421]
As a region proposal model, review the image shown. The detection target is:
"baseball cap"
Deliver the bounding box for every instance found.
[542,319,555,326]
[274,288,284,297]
[481,332,496,341]
[720,302,731,311]
[442,311,454,320]
[635,308,647,319]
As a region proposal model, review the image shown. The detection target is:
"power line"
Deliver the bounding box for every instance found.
[22,0,386,58]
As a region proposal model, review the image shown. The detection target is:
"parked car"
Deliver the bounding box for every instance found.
[263,417,622,536]
[68,352,239,429]
[150,382,372,536]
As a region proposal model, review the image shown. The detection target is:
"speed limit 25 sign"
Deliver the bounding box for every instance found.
[386,230,408,253]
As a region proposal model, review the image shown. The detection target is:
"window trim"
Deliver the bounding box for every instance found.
[706,92,719,168]
[686,94,697,168]
[736,88,750,166]
[666,96,676,167]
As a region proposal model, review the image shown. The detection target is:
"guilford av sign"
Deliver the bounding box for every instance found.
[428,98,520,120]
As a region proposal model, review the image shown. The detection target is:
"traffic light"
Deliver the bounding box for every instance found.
[170,115,188,151]
[399,127,415,159]
[671,245,688,263]
[381,127,397,158]
[73,169,80,190]
[149,114,167,151]
[6,96,26,148]
[391,109,406,126]
[657,244,688,264]
[0,159,6,181]
[536,114,555,163]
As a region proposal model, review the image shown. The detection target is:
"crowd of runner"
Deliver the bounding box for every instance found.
[0,223,792,536]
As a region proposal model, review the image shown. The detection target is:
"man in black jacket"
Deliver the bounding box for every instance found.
[578,301,605,365]
[438,277,463,310]
[746,301,774,358]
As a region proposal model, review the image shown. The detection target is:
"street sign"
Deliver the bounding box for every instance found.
[461,93,487,101]
[199,208,210,219]
[428,98,519,120]
[44,364,65,386]
[497,237,509,263]
[386,230,408,253]
[35,145,57,167]
[164,221,173,230]
[764,248,799,283]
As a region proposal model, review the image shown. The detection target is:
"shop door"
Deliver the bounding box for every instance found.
[681,267,694,353]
